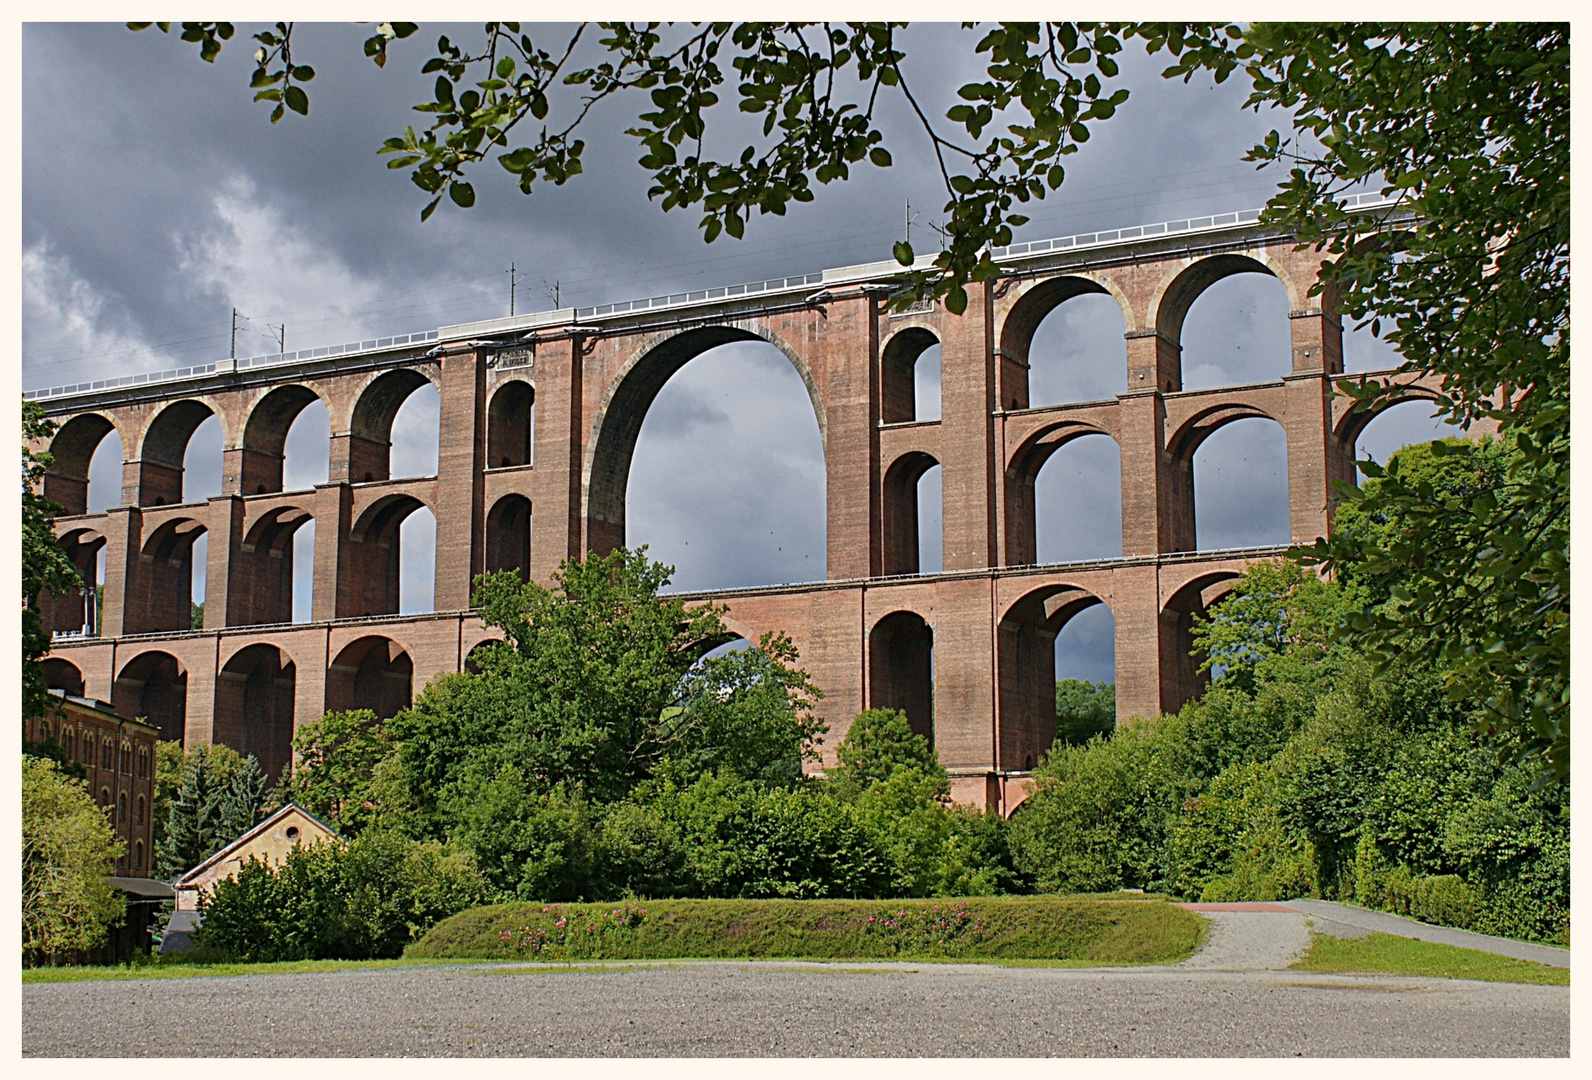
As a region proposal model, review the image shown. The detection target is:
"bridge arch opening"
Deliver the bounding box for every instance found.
[1192,417,1290,551]
[52,528,106,636]
[239,507,316,625]
[1000,277,1125,409]
[1160,572,1242,714]
[242,385,331,494]
[348,494,435,617]
[138,399,220,506]
[612,330,826,591]
[463,637,506,674]
[1000,586,1112,766]
[881,327,941,423]
[112,650,187,743]
[1157,255,1290,392]
[1353,398,1455,475]
[214,643,296,782]
[485,494,532,581]
[1035,434,1122,564]
[130,517,208,633]
[488,381,535,468]
[883,451,941,575]
[348,369,438,483]
[326,636,414,720]
[45,413,121,515]
[869,610,934,745]
[42,657,85,698]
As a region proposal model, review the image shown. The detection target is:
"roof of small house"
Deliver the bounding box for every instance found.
[173,802,342,889]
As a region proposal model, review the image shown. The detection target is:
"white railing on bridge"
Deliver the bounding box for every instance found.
[24,192,1403,403]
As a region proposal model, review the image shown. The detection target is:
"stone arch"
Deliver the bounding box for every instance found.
[236,506,316,625]
[1159,570,1244,713]
[1334,383,1447,445]
[214,643,296,783]
[1005,421,1117,566]
[130,517,207,633]
[136,398,223,507]
[326,636,414,720]
[999,584,1110,768]
[487,380,535,468]
[41,657,85,698]
[113,650,187,743]
[1152,252,1301,344]
[583,323,826,555]
[999,274,1131,410]
[44,412,124,515]
[882,451,940,575]
[346,367,439,483]
[880,326,940,423]
[347,494,432,617]
[463,636,506,673]
[240,382,334,494]
[1166,401,1282,462]
[1191,417,1291,551]
[485,494,532,581]
[49,527,106,636]
[869,609,934,744]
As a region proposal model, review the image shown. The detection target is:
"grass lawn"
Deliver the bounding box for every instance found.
[21,957,457,984]
[23,895,1205,981]
[1290,932,1569,986]
[408,895,1204,965]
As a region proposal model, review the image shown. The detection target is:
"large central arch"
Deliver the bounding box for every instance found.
[582,324,827,556]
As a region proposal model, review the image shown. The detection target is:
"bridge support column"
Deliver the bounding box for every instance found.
[1117,390,1192,556]
[203,494,246,628]
[311,482,354,620]
[529,338,584,585]
[938,283,999,572]
[433,345,487,611]
[96,506,141,638]
[1283,370,1339,545]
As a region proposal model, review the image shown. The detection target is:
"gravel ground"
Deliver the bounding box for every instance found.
[23,960,1568,1057]
[1176,911,1312,971]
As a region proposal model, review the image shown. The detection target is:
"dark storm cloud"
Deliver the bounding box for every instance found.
[26,23,1407,676]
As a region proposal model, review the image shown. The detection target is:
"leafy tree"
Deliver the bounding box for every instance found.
[823,708,939,802]
[154,744,266,878]
[287,709,397,836]
[1191,559,1354,696]
[1054,680,1115,746]
[390,549,825,836]
[23,756,125,961]
[22,399,81,722]
[1148,24,1569,780]
[441,768,596,902]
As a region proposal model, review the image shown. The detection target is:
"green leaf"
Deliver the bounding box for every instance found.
[892,241,914,266]
[284,85,309,116]
[449,181,476,208]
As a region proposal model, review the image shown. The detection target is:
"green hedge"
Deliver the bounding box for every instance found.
[407,895,1202,964]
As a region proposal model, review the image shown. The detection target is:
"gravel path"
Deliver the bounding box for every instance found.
[23,960,1568,1057]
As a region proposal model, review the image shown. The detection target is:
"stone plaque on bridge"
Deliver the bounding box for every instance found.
[495,347,534,371]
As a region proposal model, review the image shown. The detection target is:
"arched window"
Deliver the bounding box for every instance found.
[138,748,150,779]
[101,738,113,770]
[39,720,52,741]
[118,791,127,824]
[99,787,111,807]
[62,726,75,759]
[121,741,133,773]
[134,840,145,871]
[136,794,146,825]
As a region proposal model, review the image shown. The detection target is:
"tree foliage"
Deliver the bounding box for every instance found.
[154,745,271,879]
[1053,680,1115,747]
[22,399,81,721]
[23,756,125,960]
[1152,23,1570,781]
[287,710,396,837]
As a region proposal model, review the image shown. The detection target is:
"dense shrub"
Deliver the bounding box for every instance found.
[196,831,485,962]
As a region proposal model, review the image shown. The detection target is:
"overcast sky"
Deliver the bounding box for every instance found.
[25,22,1450,684]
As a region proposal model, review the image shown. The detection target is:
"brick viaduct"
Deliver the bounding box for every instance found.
[32,203,1448,811]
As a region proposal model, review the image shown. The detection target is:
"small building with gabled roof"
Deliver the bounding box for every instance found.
[161,803,340,953]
